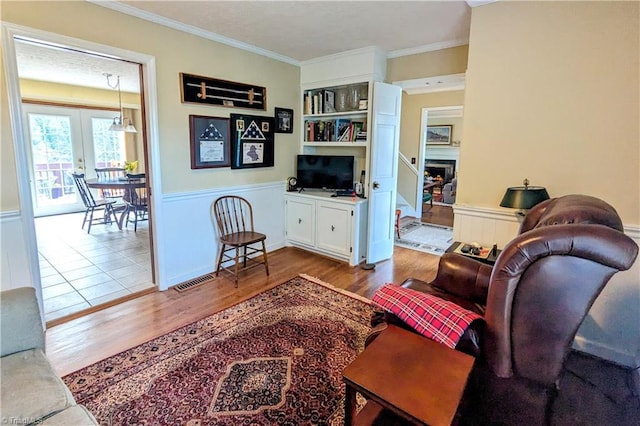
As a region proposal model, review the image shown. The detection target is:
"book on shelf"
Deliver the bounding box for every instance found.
[304,118,366,143]
[352,121,363,137]
[317,121,326,141]
[325,121,335,141]
[307,121,314,141]
[335,118,351,141]
[323,90,335,113]
[304,94,311,115]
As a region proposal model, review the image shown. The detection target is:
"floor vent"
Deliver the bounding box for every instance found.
[174,273,215,292]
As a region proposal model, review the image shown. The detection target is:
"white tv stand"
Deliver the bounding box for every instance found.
[284,191,368,266]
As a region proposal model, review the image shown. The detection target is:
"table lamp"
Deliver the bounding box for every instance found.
[500,178,550,216]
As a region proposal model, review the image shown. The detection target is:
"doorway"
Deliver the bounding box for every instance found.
[418,106,462,224]
[11,35,155,323]
[394,106,461,256]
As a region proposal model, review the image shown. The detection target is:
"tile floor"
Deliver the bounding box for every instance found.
[35,212,155,323]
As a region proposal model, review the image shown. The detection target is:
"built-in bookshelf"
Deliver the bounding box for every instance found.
[303,83,368,115]
[303,82,369,146]
[304,114,367,143]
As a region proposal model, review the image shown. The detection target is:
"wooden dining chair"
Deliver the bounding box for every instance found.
[95,167,126,203]
[71,172,118,233]
[395,209,402,239]
[212,195,269,287]
[123,173,148,232]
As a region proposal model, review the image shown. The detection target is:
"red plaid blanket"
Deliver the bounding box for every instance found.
[372,284,483,348]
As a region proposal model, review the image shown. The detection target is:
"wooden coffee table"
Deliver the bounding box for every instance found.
[343,324,474,425]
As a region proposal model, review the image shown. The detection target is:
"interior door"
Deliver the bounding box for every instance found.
[366,82,402,263]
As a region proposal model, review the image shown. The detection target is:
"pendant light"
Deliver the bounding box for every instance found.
[104,73,137,133]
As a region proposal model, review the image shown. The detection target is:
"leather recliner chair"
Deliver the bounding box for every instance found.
[368,194,638,425]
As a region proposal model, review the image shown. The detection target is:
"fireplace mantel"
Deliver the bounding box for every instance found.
[425,146,459,161]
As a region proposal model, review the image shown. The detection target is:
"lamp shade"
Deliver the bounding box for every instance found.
[500,186,550,210]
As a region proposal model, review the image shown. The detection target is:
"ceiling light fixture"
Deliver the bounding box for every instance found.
[104,73,136,133]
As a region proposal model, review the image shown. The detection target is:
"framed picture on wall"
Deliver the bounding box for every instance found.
[189,115,231,169]
[230,114,275,169]
[274,107,294,133]
[426,125,452,145]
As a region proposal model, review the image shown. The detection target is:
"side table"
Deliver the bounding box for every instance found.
[342,324,474,426]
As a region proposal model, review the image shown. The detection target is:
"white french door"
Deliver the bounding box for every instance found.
[23,104,125,217]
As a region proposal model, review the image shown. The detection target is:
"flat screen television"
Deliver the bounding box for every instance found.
[296,154,355,191]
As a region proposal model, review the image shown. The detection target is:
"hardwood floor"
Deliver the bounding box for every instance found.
[46,246,440,376]
[421,203,454,227]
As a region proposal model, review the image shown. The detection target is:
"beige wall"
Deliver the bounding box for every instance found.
[1,52,20,211]
[461,1,639,224]
[387,45,469,82]
[20,79,139,109]
[1,1,300,203]
[427,116,463,146]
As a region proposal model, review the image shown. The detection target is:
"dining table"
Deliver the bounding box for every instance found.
[86,177,146,230]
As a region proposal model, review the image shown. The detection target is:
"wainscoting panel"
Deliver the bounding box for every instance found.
[159,182,286,289]
[0,211,34,290]
[452,204,520,247]
[453,203,640,367]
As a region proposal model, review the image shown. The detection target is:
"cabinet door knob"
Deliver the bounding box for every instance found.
[298,218,302,224]
[372,181,380,189]
[331,225,335,231]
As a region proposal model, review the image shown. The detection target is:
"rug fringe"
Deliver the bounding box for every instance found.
[299,274,372,305]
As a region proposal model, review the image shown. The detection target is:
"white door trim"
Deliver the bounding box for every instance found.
[418,105,464,217]
[1,22,168,297]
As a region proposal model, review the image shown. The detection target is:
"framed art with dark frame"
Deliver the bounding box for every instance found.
[189,115,231,169]
[274,107,294,133]
[230,113,275,169]
[426,125,453,145]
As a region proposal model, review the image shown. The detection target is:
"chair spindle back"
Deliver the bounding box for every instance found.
[71,172,97,208]
[214,196,255,237]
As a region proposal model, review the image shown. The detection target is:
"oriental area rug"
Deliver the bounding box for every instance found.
[395,220,453,256]
[63,275,373,425]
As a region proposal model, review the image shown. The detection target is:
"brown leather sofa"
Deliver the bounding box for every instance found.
[368,194,638,425]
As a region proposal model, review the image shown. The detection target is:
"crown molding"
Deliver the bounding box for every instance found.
[87,0,300,66]
[87,1,471,66]
[299,46,386,66]
[387,38,469,59]
[393,73,465,95]
[466,0,499,8]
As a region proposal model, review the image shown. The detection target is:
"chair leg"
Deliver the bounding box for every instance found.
[233,246,240,288]
[81,208,90,230]
[216,244,226,277]
[87,207,95,234]
[106,204,118,226]
[261,240,269,276]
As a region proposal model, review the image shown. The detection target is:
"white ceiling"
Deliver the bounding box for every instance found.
[14,1,474,93]
[15,39,141,92]
[114,0,472,62]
